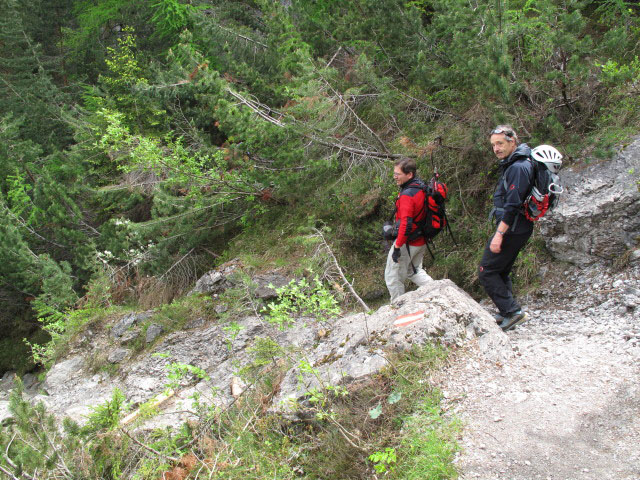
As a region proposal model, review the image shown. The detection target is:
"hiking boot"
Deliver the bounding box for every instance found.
[499,310,529,332]
[492,312,505,324]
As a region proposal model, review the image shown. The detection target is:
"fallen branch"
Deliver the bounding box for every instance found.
[2,452,36,480]
[120,428,180,463]
[312,228,370,312]
[311,136,414,160]
[159,248,195,281]
[203,16,269,48]
[0,465,22,480]
[326,46,343,68]
[320,76,390,154]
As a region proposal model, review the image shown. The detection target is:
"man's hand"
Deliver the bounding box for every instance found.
[490,233,503,253]
[392,247,401,263]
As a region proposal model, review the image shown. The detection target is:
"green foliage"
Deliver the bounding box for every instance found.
[150,0,198,41]
[369,447,397,473]
[164,359,210,390]
[84,387,128,433]
[0,0,73,151]
[598,56,640,85]
[263,276,341,329]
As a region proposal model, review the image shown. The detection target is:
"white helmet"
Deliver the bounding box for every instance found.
[531,145,563,174]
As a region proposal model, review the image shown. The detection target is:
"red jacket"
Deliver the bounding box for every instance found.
[395,178,427,247]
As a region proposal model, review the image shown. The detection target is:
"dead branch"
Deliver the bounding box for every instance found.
[159,248,195,281]
[311,136,412,160]
[3,451,36,480]
[326,46,343,68]
[204,17,268,49]
[392,85,458,121]
[224,87,406,162]
[319,76,390,154]
[120,428,180,463]
[0,464,22,480]
[226,88,286,127]
[312,228,370,312]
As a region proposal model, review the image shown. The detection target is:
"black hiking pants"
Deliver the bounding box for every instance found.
[478,230,532,316]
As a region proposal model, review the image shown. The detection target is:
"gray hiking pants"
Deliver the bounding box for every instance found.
[385,244,433,302]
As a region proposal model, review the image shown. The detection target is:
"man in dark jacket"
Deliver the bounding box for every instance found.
[479,125,533,331]
[385,157,433,302]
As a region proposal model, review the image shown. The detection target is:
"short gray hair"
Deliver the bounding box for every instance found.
[490,125,518,144]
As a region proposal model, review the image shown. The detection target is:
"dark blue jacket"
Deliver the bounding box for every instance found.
[493,144,533,235]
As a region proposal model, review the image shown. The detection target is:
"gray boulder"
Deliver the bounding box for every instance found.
[272,279,510,412]
[0,372,16,393]
[145,324,163,344]
[190,259,241,295]
[111,311,153,339]
[539,137,640,265]
[253,273,292,299]
[43,356,85,395]
[0,401,10,423]
[107,348,129,364]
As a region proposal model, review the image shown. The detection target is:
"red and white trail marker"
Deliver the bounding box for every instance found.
[393,310,424,327]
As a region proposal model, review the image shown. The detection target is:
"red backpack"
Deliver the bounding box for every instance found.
[421,174,449,240]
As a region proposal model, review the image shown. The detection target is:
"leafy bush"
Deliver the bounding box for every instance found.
[264,276,341,329]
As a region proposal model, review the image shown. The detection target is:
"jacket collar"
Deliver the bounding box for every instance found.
[499,143,531,170]
[400,176,424,190]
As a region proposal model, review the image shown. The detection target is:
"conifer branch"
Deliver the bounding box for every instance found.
[3,447,36,480]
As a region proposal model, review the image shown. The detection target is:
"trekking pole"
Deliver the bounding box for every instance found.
[425,241,435,260]
[444,211,458,246]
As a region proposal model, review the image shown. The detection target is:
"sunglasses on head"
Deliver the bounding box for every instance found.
[490,127,514,138]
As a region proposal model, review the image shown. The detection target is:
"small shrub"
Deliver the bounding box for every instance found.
[263,276,341,329]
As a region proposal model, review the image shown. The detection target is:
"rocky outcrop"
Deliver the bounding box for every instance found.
[189,259,290,300]
[539,136,640,265]
[0,277,510,429]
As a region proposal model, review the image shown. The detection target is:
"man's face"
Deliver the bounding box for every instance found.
[393,166,413,186]
[490,133,517,160]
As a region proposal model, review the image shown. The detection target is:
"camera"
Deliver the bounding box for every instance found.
[382,221,398,240]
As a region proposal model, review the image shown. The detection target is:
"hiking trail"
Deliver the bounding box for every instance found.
[437,261,640,480]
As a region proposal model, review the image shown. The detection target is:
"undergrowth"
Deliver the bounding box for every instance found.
[0,344,458,479]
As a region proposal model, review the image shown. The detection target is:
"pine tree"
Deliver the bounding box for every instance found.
[0,0,73,151]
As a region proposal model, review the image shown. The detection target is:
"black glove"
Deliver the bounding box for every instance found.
[392,247,401,263]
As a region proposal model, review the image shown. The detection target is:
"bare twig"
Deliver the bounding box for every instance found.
[159,248,195,281]
[226,88,286,127]
[311,136,412,160]
[319,76,390,153]
[312,228,370,312]
[120,428,180,463]
[0,464,22,480]
[326,46,343,68]
[325,416,368,451]
[206,19,268,48]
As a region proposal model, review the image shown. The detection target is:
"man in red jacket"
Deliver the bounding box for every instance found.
[385,157,433,302]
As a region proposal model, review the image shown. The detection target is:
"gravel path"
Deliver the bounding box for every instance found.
[439,262,640,480]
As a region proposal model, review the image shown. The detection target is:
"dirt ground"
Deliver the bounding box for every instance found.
[437,262,640,480]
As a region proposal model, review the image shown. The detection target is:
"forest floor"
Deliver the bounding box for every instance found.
[436,261,640,480]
